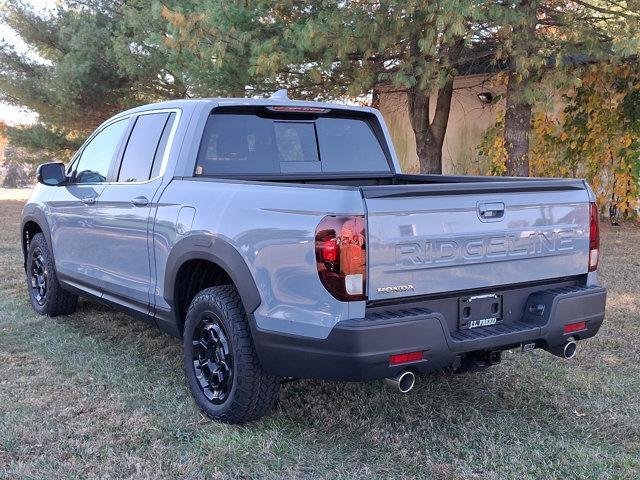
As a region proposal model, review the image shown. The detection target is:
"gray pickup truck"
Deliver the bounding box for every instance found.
[22,94,607,423]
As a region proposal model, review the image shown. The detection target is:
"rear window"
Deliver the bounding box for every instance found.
[195,113,390,176]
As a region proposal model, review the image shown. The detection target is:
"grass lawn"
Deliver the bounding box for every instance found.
[1,198,639,479]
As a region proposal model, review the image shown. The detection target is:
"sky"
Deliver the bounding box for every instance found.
[0,0,57,126]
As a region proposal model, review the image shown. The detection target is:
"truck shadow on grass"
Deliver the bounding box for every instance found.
[63,298,619,441]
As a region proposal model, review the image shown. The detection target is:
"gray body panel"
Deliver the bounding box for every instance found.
[365,188,591,301]
[94,179,163,314]
[153,178,366,339]
[21,97,598,348]
[48,183,109,296]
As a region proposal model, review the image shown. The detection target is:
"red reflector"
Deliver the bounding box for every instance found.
[564,321,587,334]
[389,351,423,365]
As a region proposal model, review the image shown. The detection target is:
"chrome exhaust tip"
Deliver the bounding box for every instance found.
[384,370,416,393]
[547,337,578,359]
[563,340,577,359]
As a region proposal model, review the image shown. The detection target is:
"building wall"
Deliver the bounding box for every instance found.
[378,74,505,174]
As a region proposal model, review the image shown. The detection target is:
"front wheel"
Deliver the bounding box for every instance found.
[26,232,78,316]
[183,285,280,424]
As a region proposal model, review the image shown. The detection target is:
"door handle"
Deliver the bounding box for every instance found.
[131,196,149,207]
[81,197,96,205]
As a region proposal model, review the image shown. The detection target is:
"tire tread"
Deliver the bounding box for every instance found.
[27,233,78,317]
[184,285,280,424]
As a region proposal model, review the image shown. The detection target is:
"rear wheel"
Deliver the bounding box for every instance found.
[183,285,280,424]
[26,232,78,316]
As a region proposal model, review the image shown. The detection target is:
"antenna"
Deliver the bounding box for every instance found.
[270,89,289,100]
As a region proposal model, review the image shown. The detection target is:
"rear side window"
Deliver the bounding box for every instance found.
[75,119,128,183]
[150,113,176,179]
[195,112,390,176]
[117,112,174,182]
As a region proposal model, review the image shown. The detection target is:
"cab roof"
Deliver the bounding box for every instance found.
[116,97,375,119]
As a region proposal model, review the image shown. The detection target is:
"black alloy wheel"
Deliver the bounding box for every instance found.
[191,313,234,404]
[30,247,48,306]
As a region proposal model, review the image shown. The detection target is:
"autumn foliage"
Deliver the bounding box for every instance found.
[0,120,7,161]
[479,63,640,220]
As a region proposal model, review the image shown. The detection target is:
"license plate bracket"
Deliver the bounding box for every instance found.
[458,293,503,330]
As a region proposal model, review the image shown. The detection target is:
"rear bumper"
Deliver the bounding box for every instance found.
[252,285,607,381]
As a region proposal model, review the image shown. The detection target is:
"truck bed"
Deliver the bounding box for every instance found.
[191,172,591,302]
[209,172,586,191]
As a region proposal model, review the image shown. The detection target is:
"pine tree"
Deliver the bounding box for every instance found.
[3,0,637,174]
[0,0,184,157]
[162,0,485,174]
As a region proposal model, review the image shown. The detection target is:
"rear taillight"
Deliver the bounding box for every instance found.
[315,215,366,301]
[588,202,600,272]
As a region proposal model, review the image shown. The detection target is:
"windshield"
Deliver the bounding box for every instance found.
[195,112,391,176]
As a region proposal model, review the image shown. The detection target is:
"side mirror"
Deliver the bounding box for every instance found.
[36,162,67,186]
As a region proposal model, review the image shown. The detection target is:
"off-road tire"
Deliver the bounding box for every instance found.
[183,285,280,424]
[26,232,78,316]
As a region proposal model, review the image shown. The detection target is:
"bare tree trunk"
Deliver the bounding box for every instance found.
[371,86,380,109]
[504,68,532,176]
[504,0,536,177]
[406,38,463,174]
[406,75,456,174]
[408,86,439,174]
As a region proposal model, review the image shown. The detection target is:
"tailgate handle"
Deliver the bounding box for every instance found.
[478,202,505,221]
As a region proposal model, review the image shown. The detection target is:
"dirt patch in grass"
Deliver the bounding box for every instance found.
[1,199,639,479]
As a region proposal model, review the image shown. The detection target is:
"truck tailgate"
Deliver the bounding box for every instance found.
[362,180,591,301]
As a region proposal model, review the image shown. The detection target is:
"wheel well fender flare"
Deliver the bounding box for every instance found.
[21,207,54,269]
[164,234,262,314]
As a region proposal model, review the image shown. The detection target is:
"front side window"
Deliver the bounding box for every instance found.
[117,112,173,182]
[74,119,128,183]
